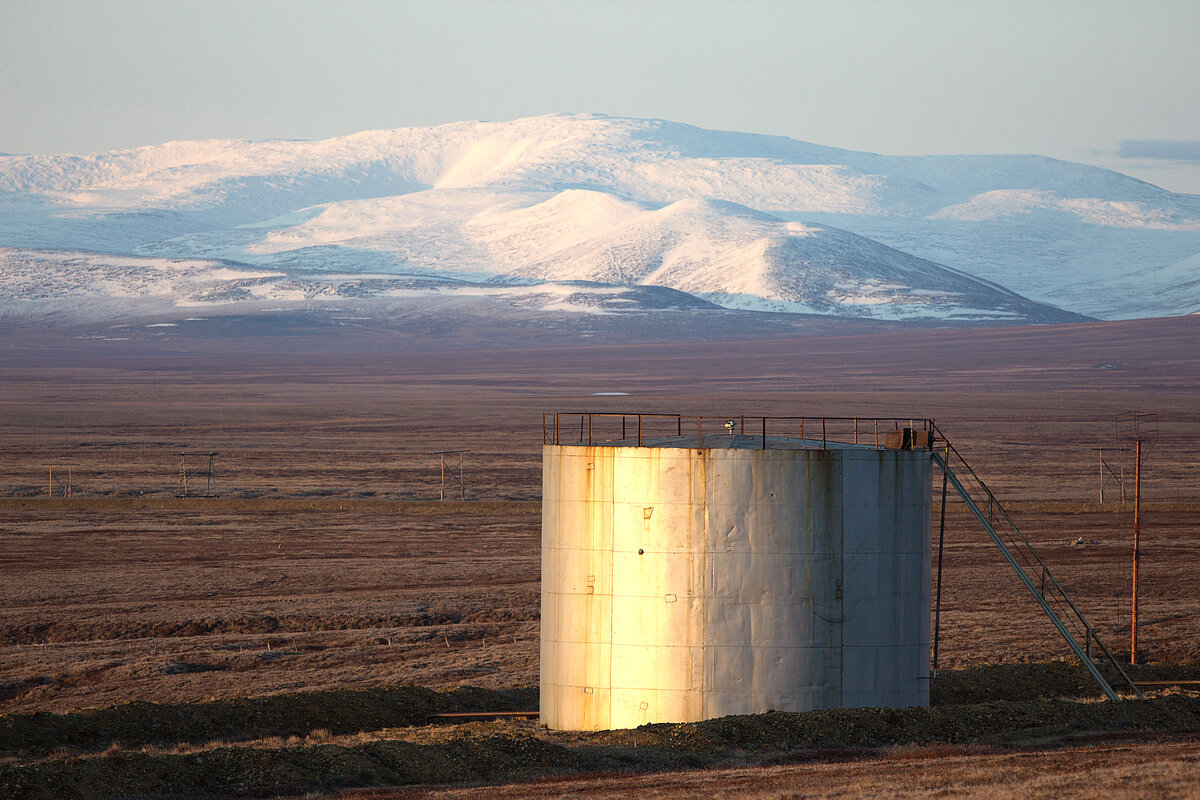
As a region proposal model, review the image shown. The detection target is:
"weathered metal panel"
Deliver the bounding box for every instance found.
[541,442,931,731]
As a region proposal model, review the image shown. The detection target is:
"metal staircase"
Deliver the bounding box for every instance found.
[930,427,1141,700]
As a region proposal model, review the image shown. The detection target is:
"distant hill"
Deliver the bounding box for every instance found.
[2,113,1197,325]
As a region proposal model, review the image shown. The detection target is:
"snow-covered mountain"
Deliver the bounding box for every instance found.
[2,113,1197,324]
[0,248,722,324]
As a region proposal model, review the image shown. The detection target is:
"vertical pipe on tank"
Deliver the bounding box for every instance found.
[933,443,949,674]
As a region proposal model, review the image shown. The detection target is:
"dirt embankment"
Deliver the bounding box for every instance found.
[0,686,538,759]
[3,663,1200,800]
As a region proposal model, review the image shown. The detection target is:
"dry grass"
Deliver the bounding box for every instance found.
[0,503,541,714]
[4,503,1197,717]
[1,316,1199,797]
[341,736,1200,800]
[2,315,1199,506]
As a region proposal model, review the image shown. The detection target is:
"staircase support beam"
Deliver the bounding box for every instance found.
[933,452,1122,701]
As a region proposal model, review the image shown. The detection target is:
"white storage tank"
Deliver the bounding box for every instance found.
[540,425,932,731]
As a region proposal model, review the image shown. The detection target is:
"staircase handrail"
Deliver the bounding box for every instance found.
[929,424,1141,699]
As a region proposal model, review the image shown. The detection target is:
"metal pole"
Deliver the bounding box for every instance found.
[48,464,53,497]
[1121,453,1126,503]
[1100,451,1105,503]
[459,451,465,501]
[440,454,445,502]
[761,417,766,450]
[1131,438,1141,664]
[932,443,950,674]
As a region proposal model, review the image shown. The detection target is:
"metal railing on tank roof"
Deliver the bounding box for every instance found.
[542,413,935,449]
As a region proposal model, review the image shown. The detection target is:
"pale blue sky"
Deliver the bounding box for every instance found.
[3,0,1199,191]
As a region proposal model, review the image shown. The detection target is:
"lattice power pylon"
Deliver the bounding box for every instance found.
[1095,446,1130,502]
[175,450,218,497]
[47,463,76,497]
[434,450,468,501]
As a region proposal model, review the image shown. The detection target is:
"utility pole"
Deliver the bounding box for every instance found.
[1131,439,1141,664]
[1116,411,1157,665]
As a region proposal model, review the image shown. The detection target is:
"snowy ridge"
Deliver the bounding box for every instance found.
[2,113,1198,322]
[475,194,1064,320]
[0,248,716,322]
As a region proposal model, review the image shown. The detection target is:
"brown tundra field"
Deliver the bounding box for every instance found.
[1,313,1199,799]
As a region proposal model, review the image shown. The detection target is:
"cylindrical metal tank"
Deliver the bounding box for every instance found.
[540,434,931,731]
